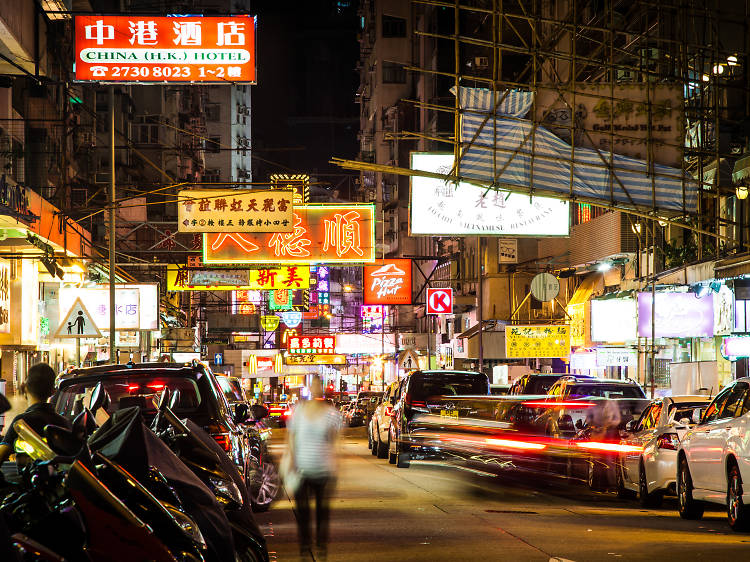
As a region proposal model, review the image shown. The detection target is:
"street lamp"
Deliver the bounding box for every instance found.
[737,185,749,200]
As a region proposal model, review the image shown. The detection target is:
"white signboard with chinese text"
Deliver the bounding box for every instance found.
[596,348,637,368]
[59,287,143,331]
[178,189,294,233]
[410,153,569,236]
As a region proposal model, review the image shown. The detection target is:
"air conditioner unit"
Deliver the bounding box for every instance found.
[474,56,489,69]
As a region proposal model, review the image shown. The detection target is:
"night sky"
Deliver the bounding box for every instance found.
[251,0,360,188]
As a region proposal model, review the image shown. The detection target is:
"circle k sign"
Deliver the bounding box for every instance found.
[426,287,453,315]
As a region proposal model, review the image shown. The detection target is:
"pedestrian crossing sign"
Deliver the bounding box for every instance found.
[53,297,102,339]
[398,350,420,371]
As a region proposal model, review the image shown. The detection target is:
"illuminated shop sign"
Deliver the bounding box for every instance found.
[203,205,376,264]
[505,325,570,358]
[167,265,309,291]
[590,298,637,342]
[410,153,569,236]
[364,259,412,305]
[637,292,714,338]
[177,189,293,233]
[287,335,336,354]
[75,15,257,83]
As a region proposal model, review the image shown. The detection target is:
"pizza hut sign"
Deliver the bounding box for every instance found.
[364,259,412,305]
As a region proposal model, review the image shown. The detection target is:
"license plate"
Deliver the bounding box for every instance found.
[440,409,458,418]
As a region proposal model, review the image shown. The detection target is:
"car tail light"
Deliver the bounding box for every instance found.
[404,393,426,408]
[212,433,232,452]
[147,383,165,390]
[127,384,139,391]
[656,433,680,450]
[282,410,291,418]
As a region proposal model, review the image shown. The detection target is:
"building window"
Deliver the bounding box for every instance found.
[573,203,608,226]
[382,15,406,38]
[204,169,221,183]
[134,116,160,144]
[382,62,406,84]
[205,104,221,122]
[205,136,221,153]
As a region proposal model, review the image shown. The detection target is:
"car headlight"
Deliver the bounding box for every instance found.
[209,476,243,506]
[164,504,206,547]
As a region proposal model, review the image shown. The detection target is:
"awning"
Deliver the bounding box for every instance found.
[733,155,750,183]
[453,86,698,214]
[715,252,750,279]
[694,158,734,190]
[567,272,603,307]
[456,320,496,339]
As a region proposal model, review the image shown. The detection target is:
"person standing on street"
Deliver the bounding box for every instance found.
[286,377,341,560]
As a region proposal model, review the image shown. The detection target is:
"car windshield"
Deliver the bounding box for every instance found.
[526,377,560,395]
[670,402,707,422]
[411,373,489,400]
[569,384,645,399]
[217,376,244,402]
[55,375,205,418]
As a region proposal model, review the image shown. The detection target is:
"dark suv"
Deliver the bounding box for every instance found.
[387,370,490,468]
[508,373,566,395]
[54,362,277,511]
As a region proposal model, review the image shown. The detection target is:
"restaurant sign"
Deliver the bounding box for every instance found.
[167,265,310,291]
[285,354,346,365]
[204,204,376,264]
[178,189,294,233]
[505,325,571,359]
[287,335,336,354]
[75,15,257,83]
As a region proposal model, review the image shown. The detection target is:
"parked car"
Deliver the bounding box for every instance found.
[370,382,401,459]
[508,373,566,395]
[677,378,750,530]
[54,362,278,512]
[617,396,710,506]
[356,391,381,424]
[490,384,511,396]
[386,370,491,468]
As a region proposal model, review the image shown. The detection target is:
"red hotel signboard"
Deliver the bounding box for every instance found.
[74,15,257,83]
[203,204,376,264]
[364,259,412,305]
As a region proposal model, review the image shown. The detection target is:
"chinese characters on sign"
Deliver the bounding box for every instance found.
[284,354,346,365]
[59,288,141,331]
[75,15,257,83]
[234,290,260,315]
[361,305,385,334]
[505,325,571,359]
[0,260,9,333]
[167,265,309,291]
[177,189,293,233]
[364,259,412,305]
[287,335,337,354]
[204,204,376,264]
[269,289,293,311]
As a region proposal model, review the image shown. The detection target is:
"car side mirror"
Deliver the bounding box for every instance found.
[156,387,171,411]
[250,404,269,420]
[169,389,180,410]
[233,403,249,424]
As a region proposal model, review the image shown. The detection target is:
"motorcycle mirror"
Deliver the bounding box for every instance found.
[0,393,10,415]
[169,389,181,410]
[44,424,83,456]
[88,382,105,412]
[72,409,98,440]
[157,387,171,411]
[250,404,269,420]
[233,403,249,424]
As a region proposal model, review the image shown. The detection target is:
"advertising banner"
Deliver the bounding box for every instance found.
[284,354,347,365]
[596,348,637,367]
[590,298,637,342]
[364,259,412,305]
[505,325,570,358]
[75,15,257,83]
[178,189,293,233]
[204,204,376,264]
[410,153,569,236]
[59,284,158,331]
[0,259,9,334]
[637,292,714,338]
[167,265,309,291]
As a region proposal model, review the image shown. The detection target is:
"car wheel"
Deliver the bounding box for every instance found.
[588,459,605,491]
[615,460,635,499]
[250,461,280,512]
[639,460,663,508]
[376,433,388,459]
[678,455,704,520]
[396,443,410,469]
[727,462,750,531]
[367,426,373,449]
[388,436,397,464]
[371,425,379,456]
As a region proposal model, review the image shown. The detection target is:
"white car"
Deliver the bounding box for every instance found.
[617,396,709,506]
[677,378,750,530]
